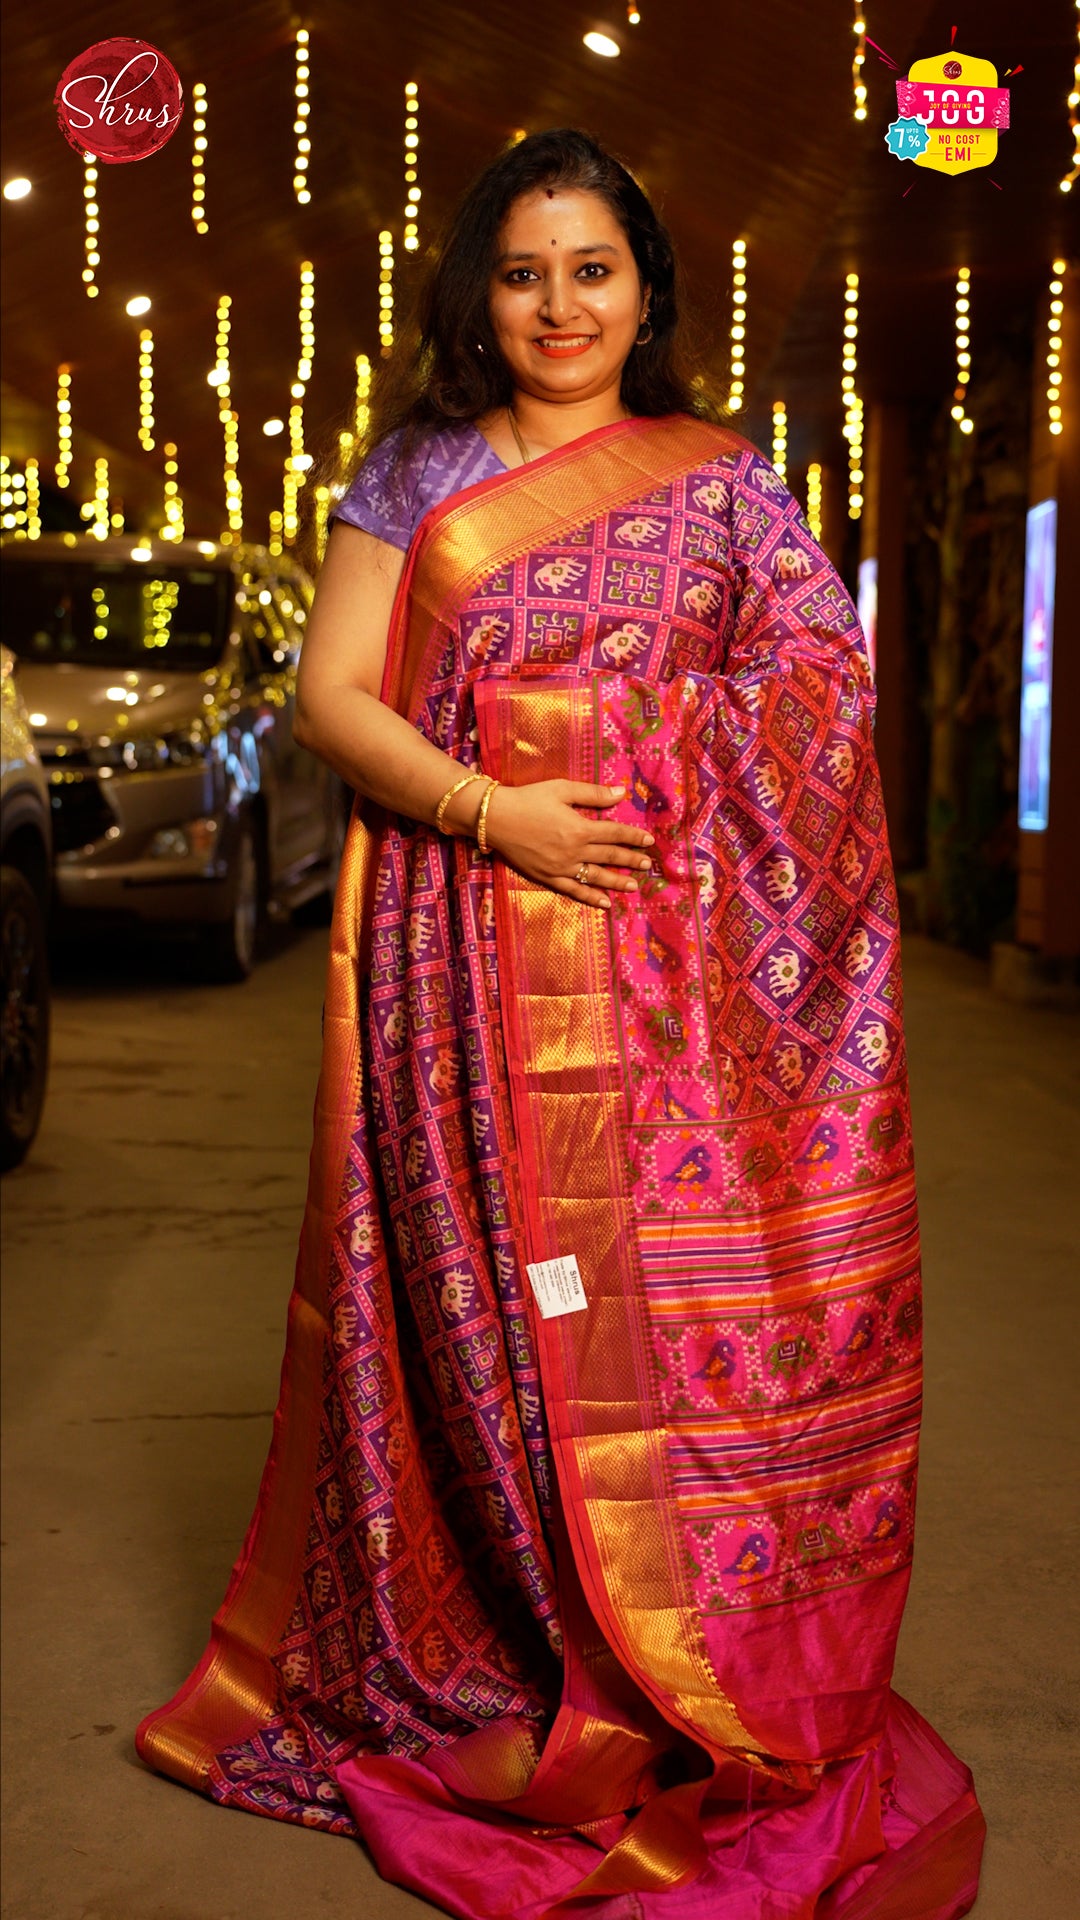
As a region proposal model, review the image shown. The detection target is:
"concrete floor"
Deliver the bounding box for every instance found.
[1,928,1076,1920]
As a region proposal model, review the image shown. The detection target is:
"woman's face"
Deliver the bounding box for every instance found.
[487,186,645,404]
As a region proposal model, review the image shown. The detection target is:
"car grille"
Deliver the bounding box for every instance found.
[48,775,118,853]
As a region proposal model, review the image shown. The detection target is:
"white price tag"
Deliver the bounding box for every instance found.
[525,1253,588,1320]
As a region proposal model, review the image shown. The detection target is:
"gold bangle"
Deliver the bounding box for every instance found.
[434,770,487,836]
[476,778,500,856]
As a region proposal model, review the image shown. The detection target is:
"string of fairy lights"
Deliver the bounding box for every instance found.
[1061,5,1079,194]
[842,273,864,517]
[191,83,209,233]
[404,81,420,250]
[727,238,746,412]
[137,329,155,451]
[1048,260,1066,434]
[951,268,974,435]
[806,462,823,541]
[852,5,868,121]
[82,152,100,299]
[294,27,311,205]
[378,229,396,357]
[771,401,788,480]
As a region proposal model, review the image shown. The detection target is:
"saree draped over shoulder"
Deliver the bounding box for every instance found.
[137,415,984,1919]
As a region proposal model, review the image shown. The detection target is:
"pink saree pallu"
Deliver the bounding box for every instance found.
[136,414,985,1918]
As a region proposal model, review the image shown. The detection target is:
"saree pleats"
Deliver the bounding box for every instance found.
[137,414,983,1917]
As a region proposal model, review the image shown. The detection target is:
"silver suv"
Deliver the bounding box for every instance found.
[1,534,345,980]
[1,643,52,1169]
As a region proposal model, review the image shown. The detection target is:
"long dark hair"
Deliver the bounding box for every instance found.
[305,127,722,551]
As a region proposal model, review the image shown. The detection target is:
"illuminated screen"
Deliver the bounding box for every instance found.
[857,557,878,678]
[1018,500,1057,833]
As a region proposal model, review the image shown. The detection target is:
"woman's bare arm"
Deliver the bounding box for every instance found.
[293,518,654,904]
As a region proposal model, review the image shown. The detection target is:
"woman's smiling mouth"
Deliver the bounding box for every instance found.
[532,334,599,356]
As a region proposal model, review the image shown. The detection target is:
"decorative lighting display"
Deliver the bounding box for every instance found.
[138,327,155,450]
[379,229,395,357]
[951,267,974,434]
[294,27,311,204]
[1061,10,1079,193]
[91,456,109,539]
[283,404,304,544]
[83,151,100,298]
[56,365,73,488]
[3,177,32,200]
[297,260,315,389]
[842,272,864,518]
[313,484,331,564]
[1047,260,1066,435]
[269,507,284,557]
[191,82,208,232]
[25,456,41,539]
[627,4,641,21]
[209,295,242,540]
[355,351,372,439]
[727,238,747,411]
[771,400,788,479]
[806,461,823,542]
[162,441,184,540]
[403,82,420,251]
[143,577,179,648]
[852,6,868,121]
[0,456,27,535]
[91,584,109,640]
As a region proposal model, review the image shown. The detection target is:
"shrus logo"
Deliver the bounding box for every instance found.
[54,37,183,164]
[885,48,1011,176]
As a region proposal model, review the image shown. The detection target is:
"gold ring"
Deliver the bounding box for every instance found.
[575,861,591,886]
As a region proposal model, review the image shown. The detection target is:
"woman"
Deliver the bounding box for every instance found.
[137,129,985,1918]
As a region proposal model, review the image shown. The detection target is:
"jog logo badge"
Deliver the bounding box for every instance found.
[886,49,1010,176]
[55,37,183,164]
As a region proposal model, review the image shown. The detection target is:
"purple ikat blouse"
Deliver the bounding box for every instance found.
[330,423,507,552]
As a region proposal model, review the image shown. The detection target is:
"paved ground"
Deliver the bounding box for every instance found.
[1,928,1076,1919]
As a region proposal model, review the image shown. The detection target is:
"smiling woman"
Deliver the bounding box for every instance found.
[136,127,985,1920]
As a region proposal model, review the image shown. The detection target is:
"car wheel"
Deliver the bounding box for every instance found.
[200,814,263,983]
[0,865,51,1172]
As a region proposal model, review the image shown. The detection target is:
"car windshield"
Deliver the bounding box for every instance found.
[1,558,232,671]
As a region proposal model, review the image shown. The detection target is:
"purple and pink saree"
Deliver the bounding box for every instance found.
[137,413,984,1918]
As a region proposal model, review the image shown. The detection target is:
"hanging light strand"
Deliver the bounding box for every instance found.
[162,441,185,540]
[378,229,395,357]
[191,82,208,232]
[1061,9,1079,193]
[91,456,109,539]
[138,328,155,451]
[1048,259,1066,435]
[211,295,242,540]
[842,273,864,517]
[82,152,100,298]
[403,81,420,251]
[294,27,311,204]
[56,365,73,488]
[354,351,372,441]
[25,456,41,539]
[771,401,788,479]
[806,461,823,542]
[951,267,974,434]
[727,238,747,411]
[852,5,868,121]
[297,259,315,392]
[0,456,26,536]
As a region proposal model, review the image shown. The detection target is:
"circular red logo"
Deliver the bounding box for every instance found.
[54,38,183,164]
[943,59,963,79]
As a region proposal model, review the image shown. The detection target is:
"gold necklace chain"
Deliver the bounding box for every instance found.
[506,400,631,466]
[506,404,533,464]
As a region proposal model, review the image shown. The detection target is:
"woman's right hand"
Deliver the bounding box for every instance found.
[481,779,654,909]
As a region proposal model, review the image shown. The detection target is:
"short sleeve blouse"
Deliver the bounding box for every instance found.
[329,423,506,552]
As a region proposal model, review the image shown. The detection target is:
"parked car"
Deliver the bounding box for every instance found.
[0,643,52,1170]
[0,534,345,981]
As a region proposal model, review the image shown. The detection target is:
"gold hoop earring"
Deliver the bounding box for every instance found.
[635,318,653,346]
